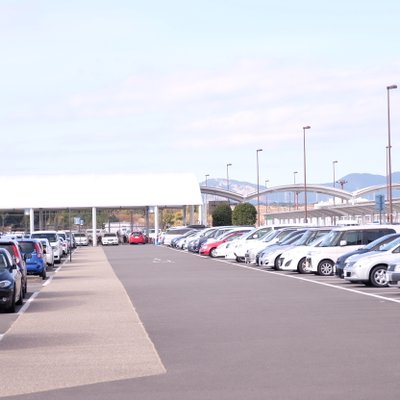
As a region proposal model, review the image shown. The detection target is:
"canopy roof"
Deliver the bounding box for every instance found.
[0,173,203,210]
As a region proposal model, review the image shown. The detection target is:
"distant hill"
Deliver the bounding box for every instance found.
[201,173,400,204]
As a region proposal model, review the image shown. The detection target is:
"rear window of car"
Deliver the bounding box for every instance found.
[31,233,57,242]
[104,233,116,237]
[0,244,16,256]
[18,242,35,253]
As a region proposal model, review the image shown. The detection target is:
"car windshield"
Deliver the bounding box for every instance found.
[32,233,57,242]
[318,231,344,247]
[18,242,35,254]
[377,236,400,252]
[362,234,399,251]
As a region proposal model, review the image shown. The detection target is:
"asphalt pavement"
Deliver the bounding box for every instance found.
[1,244,400,399]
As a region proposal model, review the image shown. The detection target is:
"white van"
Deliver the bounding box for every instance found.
[305,225,399,276]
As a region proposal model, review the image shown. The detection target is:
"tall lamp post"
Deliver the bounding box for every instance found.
[205,174,210,226]
[256,149,263,226]
[226,163,232,204]
[387,84,397,224]
[265,179,269,214]
[332,160,338,205]
[293,171,298,210]
[303,126,311,222]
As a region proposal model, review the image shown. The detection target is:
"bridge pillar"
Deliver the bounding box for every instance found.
[154,206,159,244]
[29,208,34,234]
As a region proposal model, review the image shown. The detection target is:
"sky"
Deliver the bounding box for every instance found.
[1,0,400,187]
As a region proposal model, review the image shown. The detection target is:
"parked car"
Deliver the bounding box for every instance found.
[235,227,299,263]
[129,231,147,245]
[101,232,119,245]
[0,238,27,298]
[18,239,47,280]
[31,231,63,264]
[199,228,253,257]
[305,225,398,276]
[343,236,400,287]
[38,238,55,267]
[74,232,89,246]
[57,231,70,254]
[161,227,196,246]
[0,248,23,313]
[335,233,400,278]
[275,228,332,273]
[253,229,308,267]
[225,226,286,262]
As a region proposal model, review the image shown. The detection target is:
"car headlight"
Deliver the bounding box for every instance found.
[345,261,356,268]
[393,264,400,272]
[0,280,12,289]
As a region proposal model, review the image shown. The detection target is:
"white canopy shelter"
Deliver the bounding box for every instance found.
[0,173,203,244]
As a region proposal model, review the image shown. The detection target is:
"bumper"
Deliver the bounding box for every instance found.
[26,262,46,275]
[386,271,400,287]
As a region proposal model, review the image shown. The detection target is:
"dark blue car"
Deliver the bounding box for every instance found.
[0,248,23,313]
[18,239,47,280]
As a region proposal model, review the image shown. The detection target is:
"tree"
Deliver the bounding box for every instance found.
[232,202,257,226]
[212,203,232,226]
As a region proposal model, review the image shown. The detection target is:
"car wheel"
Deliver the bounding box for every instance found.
[7,288,16,313]
[22,278,27,298]
[273,255,282,270]
[210,248,217,258]
[41,268,47,280]
[16,285,23,306]
[297,257,310,274]
[369,265,388,287]
[317,260,334,276]
[236,256,244,263]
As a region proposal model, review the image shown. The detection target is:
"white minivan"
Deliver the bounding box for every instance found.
[305,225,399,276]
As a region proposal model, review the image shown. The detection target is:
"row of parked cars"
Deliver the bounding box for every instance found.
[0,230,78,313]
[163,223,400,290]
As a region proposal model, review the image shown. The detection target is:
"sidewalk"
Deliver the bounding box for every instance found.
[0,247,166,397]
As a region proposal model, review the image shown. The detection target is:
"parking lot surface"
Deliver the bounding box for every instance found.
[1,244,400,399]
[0,247,165,398]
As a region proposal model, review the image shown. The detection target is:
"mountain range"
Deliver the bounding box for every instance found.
[201,172,400,204]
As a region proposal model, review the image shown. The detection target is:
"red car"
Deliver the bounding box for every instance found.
[128,231,147,245]
[199,230,248,257]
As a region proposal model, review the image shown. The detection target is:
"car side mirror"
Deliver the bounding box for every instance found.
[339,240,347,246]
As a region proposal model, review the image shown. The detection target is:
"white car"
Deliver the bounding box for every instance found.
[101,232,119,245]
[305,225,399,276]
[245,229,304,265]
[343,236,400,287]
[275,228,332,273]
[74,233,89,246]
[38,238,55,267]
[31,231,63,264]
[225,226,275,262]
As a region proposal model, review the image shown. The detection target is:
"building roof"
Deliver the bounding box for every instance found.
[0,173,203,210]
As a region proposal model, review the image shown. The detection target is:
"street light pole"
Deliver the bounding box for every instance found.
[265,179,269,216]
[293,171,298,210]
[303,126,311,223]
[256,149,263,226]
[205,174,209,226]
[387,84,397,224]
[226,163,232,191]
[332,160,338,205]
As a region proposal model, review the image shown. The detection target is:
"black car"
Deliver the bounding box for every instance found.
[0,248,23,313]
[335,232,400,278]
